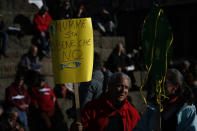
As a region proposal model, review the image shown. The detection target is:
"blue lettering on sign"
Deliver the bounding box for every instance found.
[50,25,54,35]
[61,61,81,70]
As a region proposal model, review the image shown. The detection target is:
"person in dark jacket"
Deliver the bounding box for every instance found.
[105,42,127,73]
[18,45,41,74]
[134,68,197,131]
[185,62,197,109]
[0,13,8,58]
[55,0,74,20]
[75,3,88,18]
[17,45,41,87]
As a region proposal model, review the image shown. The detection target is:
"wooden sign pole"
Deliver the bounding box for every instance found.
[74,83,81,121]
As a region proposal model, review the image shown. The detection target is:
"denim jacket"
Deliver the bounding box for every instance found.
[134,103,197,131]
[79,69,104,109]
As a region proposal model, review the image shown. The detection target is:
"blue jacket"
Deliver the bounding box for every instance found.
[134,103,197,131]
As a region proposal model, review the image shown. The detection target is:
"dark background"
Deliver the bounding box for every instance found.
[0,0,197,60]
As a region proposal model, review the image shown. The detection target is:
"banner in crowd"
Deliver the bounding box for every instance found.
[49,18,94,84]
[142,6,173,81]
[140,5,174,111]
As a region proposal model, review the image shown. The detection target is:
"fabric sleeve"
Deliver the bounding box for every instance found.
[70,103,92,131]
[6,87,20,109]
[47,13,52,23]
[34,15,43,32]
[177,104,197,131]
[133,106,158,131]
[49,86,56,102]
[80,102,94,130]
[19,55,29,70]
[29,87,39,107]
[79,82,94,110]
[131,107,141,129]
[5,87,20,108]
[24,89,31,105]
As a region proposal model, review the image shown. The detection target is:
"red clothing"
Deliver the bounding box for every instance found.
[5,83,31,111]
[30,84,56,111]
[80,95,140,131]
[34,12,52,32]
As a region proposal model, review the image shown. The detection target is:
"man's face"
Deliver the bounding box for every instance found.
[16,78,24,87]
[110,77,129,103]
[0,109,3,116]
[165,81,178,95]
[65,2,70,9]
[32,46,38,56]
[118,43,124,53]
[13,111,19,120]
[40,80,45,87]
[61,84,67,98]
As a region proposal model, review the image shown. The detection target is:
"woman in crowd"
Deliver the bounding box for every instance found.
[134,68,197,131]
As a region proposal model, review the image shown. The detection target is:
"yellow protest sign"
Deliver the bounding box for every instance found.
[49,18,94,84]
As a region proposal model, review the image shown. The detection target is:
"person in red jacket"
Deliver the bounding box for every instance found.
[30,74,56,130]
[72,72,140,131]
[33,5,52,57]
[5,73,31,129]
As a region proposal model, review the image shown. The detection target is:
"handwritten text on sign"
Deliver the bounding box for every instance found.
[49,18,94,84]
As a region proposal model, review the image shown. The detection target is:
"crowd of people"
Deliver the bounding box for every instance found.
[1,72,69,131]
[1,24,197,131]
[0,0,118,130]
[0,0,197,131]
[47,0,117,35]
[0,5,68,130]
[70,65,197,131]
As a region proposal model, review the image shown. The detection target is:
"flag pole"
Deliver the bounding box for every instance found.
[74,83,81,121]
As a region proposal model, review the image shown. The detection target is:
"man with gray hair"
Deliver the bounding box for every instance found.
[72,72,140,131]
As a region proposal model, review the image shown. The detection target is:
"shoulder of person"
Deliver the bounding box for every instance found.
[178,103,196,117]
[82,95,106,111]
[7,83,16,89]
[127,101,139,113]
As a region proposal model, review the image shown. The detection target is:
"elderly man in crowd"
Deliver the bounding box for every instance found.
[72,72,140,131]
